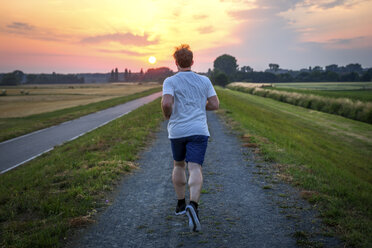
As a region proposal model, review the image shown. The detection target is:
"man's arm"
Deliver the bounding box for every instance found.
[206,95,219,111]
[161,94,174,119]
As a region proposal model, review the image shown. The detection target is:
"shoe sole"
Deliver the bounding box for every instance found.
[175,210,186,216]
[186,205,201,232]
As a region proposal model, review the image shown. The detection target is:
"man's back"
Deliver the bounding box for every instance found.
[163,71,216,139]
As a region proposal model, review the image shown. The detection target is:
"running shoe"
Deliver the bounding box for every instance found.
[186,204,201,232]
[175,202,186,215]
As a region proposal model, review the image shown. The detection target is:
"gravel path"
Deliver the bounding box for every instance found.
[68,112,341,248]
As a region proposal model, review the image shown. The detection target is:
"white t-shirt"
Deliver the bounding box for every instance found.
[162,71,217,139]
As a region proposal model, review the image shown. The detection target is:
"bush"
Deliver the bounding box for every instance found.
[213,71,229,87]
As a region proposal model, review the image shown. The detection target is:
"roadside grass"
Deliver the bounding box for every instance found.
[216,87,372,247]
[227,84,372,124]
[0,98,163,248]
[268,87,372,102]
[273,82,372,91]
[0,87,161,142]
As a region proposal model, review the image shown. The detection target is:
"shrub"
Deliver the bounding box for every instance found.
[0,89,6,96]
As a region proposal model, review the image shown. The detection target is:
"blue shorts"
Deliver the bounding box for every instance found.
[170,135,209,166]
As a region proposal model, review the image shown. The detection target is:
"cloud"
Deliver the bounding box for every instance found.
[292,0,368,9]
[6,22,34,31]
[228,8,273,21]
[193,14,208,20]
[98,48,151,56]
[2,21,66,42]
[197,26,215,34]
[81,32,158,46]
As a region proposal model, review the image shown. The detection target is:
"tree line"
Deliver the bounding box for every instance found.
[0,71,84,85]
[108,67,173,83]
[210,54,372,87]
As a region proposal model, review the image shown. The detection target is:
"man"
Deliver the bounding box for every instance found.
[161,44,219,232]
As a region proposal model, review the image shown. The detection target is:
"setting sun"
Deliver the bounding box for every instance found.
[148,56,156,64]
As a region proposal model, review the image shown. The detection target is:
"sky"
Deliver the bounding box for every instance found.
[0,0,372,73]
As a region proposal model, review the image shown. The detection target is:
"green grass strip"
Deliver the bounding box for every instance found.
[0,98,163,248]
[0,87,161,142]
[216,87,372,247]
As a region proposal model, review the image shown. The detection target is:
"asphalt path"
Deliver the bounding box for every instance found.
[0,91,162,174]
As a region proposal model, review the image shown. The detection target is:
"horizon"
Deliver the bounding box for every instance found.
[1,0,372,74]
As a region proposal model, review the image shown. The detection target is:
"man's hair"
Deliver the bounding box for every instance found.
[173,44,193,68]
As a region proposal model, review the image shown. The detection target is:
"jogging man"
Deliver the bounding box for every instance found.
[161,44,219,232]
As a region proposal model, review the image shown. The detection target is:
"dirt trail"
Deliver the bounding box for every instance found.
[68,112,341,248]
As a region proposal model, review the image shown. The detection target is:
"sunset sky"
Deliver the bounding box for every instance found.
[0,0,372,73]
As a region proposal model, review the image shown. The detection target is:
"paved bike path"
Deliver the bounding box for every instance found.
[68,112,341,248]
[0,92,162,174]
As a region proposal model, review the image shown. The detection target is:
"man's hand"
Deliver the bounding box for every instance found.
[206,95,219,111]
[161,94,174,119]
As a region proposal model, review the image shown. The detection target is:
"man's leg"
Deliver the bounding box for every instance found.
[172,160,186,200]
[188,162,203,203]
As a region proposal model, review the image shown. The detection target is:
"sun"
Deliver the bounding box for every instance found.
[148,56,156,64]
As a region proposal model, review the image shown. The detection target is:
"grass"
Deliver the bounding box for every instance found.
[268,87,372,102]
[0,83,160,118]
[216,87,372,247]
[273,82,372,91]
[0,87,161,142]
[227,84,372,124]
[0,97,163,248]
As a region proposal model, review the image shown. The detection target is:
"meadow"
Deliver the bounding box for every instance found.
[272,82,372,102]
[228,82,372,124]
[0,84,161,142]
[0,98,163,248]
[216,87,372,247]
[0,83,159,118]
[273,82,372,91]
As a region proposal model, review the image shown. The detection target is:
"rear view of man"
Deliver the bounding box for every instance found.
[161,44,219,232]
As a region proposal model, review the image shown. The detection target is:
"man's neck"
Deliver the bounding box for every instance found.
[178,66,192,72]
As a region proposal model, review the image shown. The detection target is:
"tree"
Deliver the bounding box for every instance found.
[114,68,119,81]
[240,66,253,73]
[361,72,371,82]
[213,54,238,76]
[1,70,24,85]
[269,64,279,71]
[124,68,129,82]
[325,64,338,72]
[346,63,362,73]
[313,66,323,71]
[109,69,115,82]
[212,70,229,87]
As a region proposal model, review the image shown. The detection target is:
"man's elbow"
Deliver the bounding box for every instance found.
[212,101,219,110]
[162,102,172,110]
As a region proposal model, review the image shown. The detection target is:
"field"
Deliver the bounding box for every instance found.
[216,87,372,247]
[270,82,372,102]
[0,98,163,248]
[273,82,372,91]
[228,82,372,123]
[0,85,161,142]
[0,83,160,118]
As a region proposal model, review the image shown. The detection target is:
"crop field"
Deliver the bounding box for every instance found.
[216,87,372,247]
[273,82,372,91]
[0,83,159,118]
[228,82,372,123]
[268,82,372,102]
[0,86,161,142]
